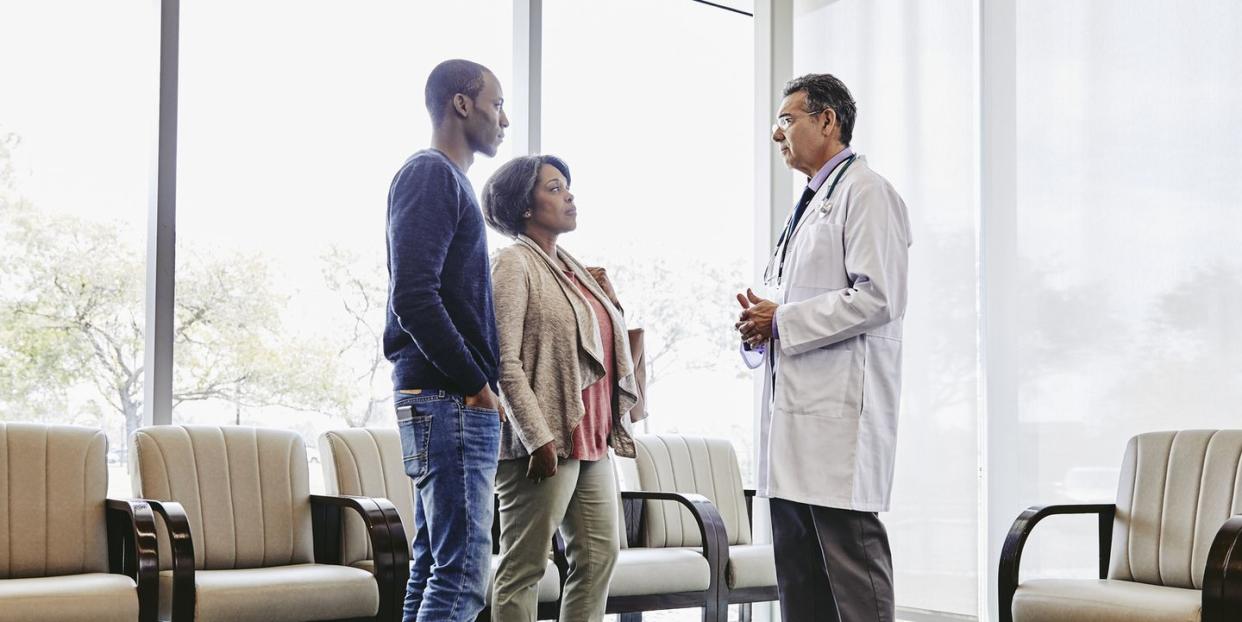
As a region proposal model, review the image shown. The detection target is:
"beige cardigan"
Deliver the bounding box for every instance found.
[492,236,640,460]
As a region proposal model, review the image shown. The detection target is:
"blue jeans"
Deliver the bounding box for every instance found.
[395,391,501,622]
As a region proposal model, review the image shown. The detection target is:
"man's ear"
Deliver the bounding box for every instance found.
[820,108,837,137]
[452,93,471,119]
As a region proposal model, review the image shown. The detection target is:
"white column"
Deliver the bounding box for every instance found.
[512,0,542,156]
[756,0,795,253]
[980,0,1018,619]
[144,0,180,427]
[753,1,794,620]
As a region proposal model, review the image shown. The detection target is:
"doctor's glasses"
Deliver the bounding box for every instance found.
[773,108,826,133]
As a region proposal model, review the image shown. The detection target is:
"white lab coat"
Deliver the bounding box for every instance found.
[748,154,911,512]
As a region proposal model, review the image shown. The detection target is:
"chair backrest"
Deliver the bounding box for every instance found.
[0,422,109,579]
[131,425,314,570]
[1109,430,1242,590]
[632,434,750,547]
[318,428,414,566]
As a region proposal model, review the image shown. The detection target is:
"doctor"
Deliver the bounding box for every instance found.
[736,73,911,622]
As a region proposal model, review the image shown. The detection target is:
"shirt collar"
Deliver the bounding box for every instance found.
[806,146,855,192]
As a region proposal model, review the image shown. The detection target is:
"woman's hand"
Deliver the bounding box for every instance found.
[527,441,558,481]
[586,266,623,311]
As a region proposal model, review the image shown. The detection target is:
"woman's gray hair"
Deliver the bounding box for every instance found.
[481,154,572,238]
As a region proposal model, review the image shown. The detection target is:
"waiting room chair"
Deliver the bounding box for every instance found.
[317,428,563,621]
[1000,429,1242,622]
[0,422,160,622]
[628,434,778,621]
[596,444,726,622]
[131,425,408,622]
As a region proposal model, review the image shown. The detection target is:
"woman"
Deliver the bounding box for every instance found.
[481,155,640,622]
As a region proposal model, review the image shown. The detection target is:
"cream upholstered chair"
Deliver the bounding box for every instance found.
[317,428,563,621]
[0,422,160,622]
[1000,430,1242,622]
[609,470,727,622]
[626,435,778,621]
[131,425,408,622]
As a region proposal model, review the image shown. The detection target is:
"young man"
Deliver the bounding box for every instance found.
[384,58,509,622]
[737,73,912,622]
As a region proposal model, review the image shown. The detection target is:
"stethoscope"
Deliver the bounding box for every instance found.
[762,154,857,288]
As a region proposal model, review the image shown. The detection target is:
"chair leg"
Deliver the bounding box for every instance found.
[619,613,642,622]
[740,602,752,622]
[703,602,722,622]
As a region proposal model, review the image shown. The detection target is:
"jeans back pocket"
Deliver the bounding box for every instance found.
[398,406,434,485]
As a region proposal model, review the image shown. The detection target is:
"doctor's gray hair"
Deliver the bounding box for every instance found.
[783,73,857,146]
[481,154,573,238]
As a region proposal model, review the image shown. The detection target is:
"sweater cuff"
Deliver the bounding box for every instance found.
[460,366,490,397]
[522,431,556,454]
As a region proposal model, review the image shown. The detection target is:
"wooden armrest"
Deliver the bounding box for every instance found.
[492,493,501,555]
[997,503,1115,622]
[106,499,160,622]
[743,489,757,533]
[310,494,409,622]
[552,530,569,591]
[1204,514,1242,622]
[142,500,196,622]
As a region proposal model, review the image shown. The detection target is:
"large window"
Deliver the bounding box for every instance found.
[0,1,157,497]
[173,0,512,490]
[795,0,980,616]
[1002,0,1242,582]
[542,0,757,487]
[7,3,1242,619]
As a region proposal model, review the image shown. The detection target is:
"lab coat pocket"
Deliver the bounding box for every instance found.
[789,222,849,290]
[774,337,866,418]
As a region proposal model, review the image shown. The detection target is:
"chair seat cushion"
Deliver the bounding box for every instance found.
[1013,579,1201,622]
[725,544,777,590]
[608,548,710,597]
[0,573,138,622]
[160,563,379,622]
[353,554,561,603]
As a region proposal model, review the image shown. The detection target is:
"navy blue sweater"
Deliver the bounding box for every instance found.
[384,149,498,396]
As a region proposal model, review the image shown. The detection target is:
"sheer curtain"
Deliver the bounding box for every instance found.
[796,0,1242,619]
[999,0,1242,583]
[794,0,980,616]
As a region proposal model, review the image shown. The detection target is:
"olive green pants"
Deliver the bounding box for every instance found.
[492,455,619,622]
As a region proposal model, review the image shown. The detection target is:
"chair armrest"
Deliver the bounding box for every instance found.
[997,503,1115,622]
[744,489,757,533]
[492,493,502,554]
[620,490,729,611]
[143,500,196,622]
[106,499,160,622]
[1203,514,1242,622]
[552,530,569,593]
[310,494,409,622]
